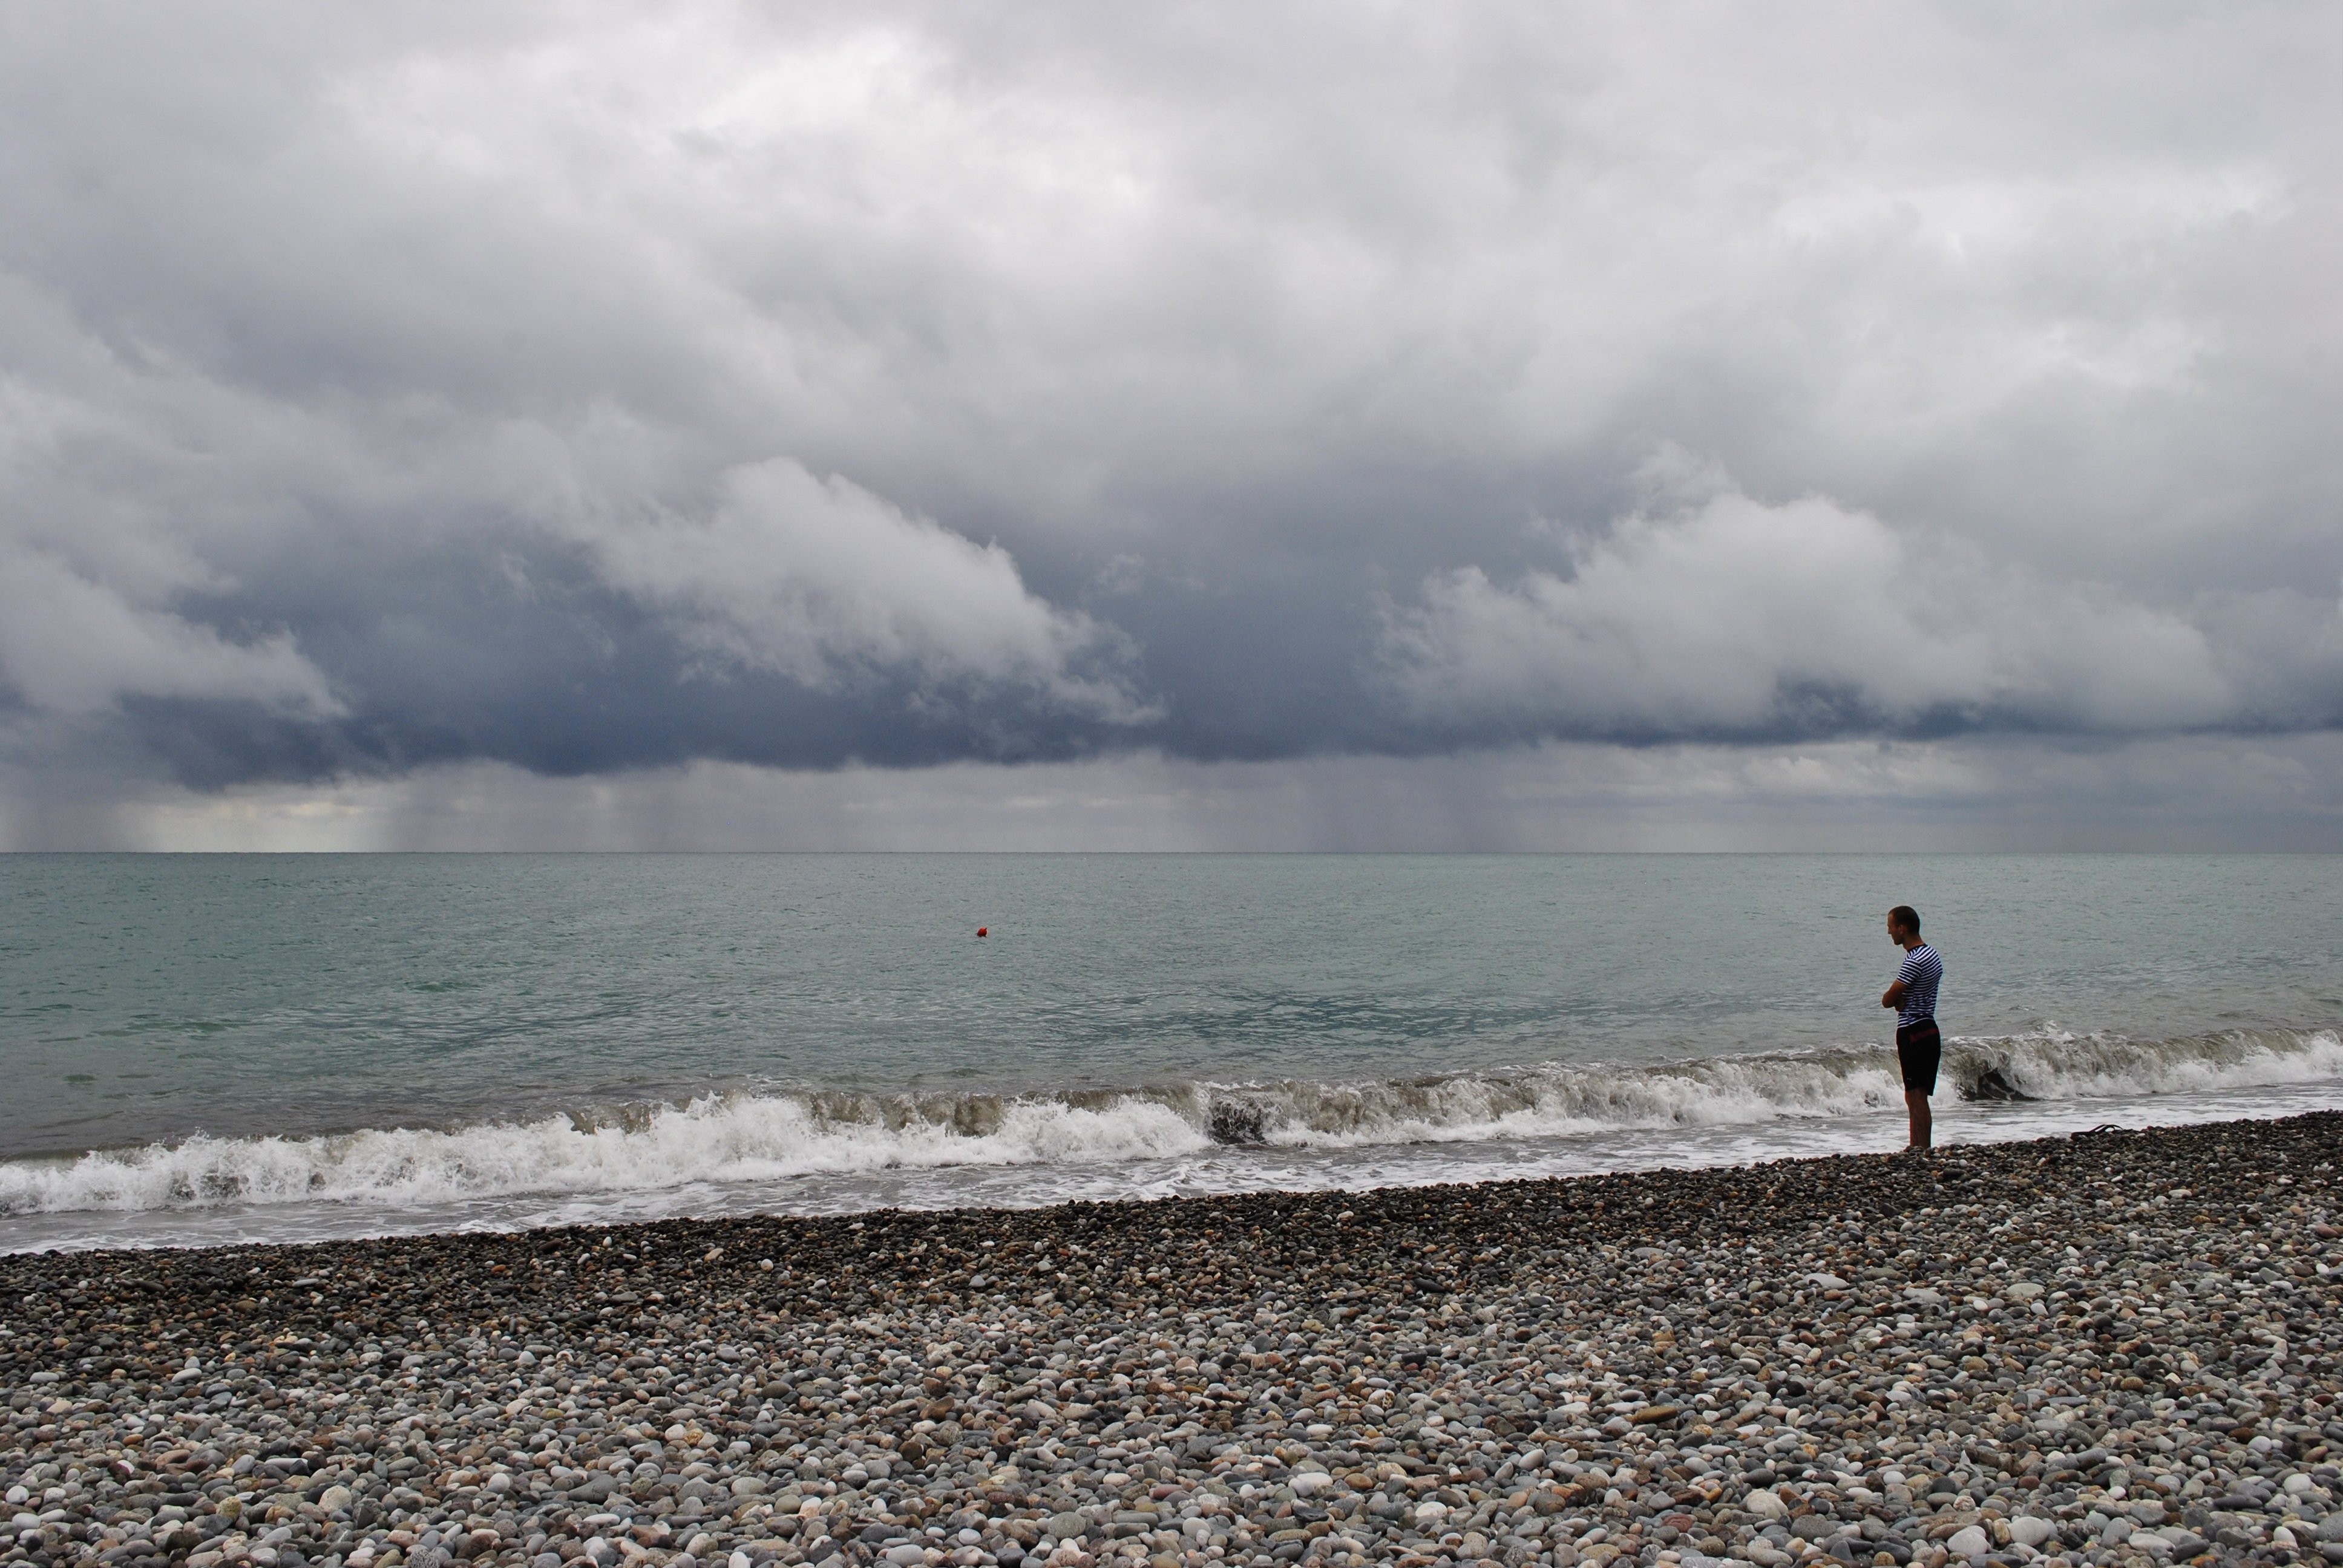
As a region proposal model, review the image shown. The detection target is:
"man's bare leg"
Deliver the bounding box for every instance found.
[1905,1090,1932,1151]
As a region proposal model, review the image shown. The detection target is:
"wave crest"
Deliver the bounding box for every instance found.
[1,1027,2335,1217]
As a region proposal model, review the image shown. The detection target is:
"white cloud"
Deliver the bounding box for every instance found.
[1381,474,2235,736]
[584,458,1152,721]
[0,550,337,717]
[0,362,338,720]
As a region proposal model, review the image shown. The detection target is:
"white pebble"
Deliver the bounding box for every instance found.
[1945,1525,1991,1562]
[2010,1517,2057,1548]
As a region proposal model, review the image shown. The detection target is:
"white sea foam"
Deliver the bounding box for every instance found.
[1962,1026,2343,1099]
[0,1094,1212,1217]
[2,1026,2335,1224]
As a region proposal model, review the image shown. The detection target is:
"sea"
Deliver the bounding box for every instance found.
[2,854,2339,1255]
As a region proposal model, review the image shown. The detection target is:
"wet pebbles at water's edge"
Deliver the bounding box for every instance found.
[5,1114,2342,1568]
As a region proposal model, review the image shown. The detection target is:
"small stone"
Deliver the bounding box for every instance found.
[1,1114,2334,1568]
[1943,1526,1990,1561]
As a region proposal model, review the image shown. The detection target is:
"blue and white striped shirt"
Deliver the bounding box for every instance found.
[1896,942,1942,1027]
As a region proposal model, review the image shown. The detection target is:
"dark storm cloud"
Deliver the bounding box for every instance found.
[1,0,2339,797]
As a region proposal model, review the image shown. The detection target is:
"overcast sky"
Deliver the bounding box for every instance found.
[2,1,2339,849]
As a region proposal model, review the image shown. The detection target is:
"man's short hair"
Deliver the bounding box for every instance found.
[1889,904,1921,936]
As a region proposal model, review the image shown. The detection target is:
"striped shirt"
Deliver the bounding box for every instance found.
[1896,942,1942,1027]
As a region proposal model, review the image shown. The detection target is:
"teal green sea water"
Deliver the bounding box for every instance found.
[2,854,2339,1250]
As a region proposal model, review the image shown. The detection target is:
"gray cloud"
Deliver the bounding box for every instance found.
[0,1,2338,831]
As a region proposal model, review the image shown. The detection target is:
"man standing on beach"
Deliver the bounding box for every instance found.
[1881,904,1942,1151]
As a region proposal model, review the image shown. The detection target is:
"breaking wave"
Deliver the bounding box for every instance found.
[2,1026,2336,1218]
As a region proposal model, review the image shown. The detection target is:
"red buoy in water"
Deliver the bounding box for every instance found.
[977,926,988,937]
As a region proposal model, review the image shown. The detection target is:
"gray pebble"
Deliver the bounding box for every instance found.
[2,1113,2339,1568]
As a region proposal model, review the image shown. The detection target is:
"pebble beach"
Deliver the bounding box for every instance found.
[5,1114,2341,1568]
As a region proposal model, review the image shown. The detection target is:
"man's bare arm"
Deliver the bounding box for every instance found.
[1881,979,1908,1010]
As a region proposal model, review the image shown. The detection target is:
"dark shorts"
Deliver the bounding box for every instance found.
[1896,1019,1942,1095]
